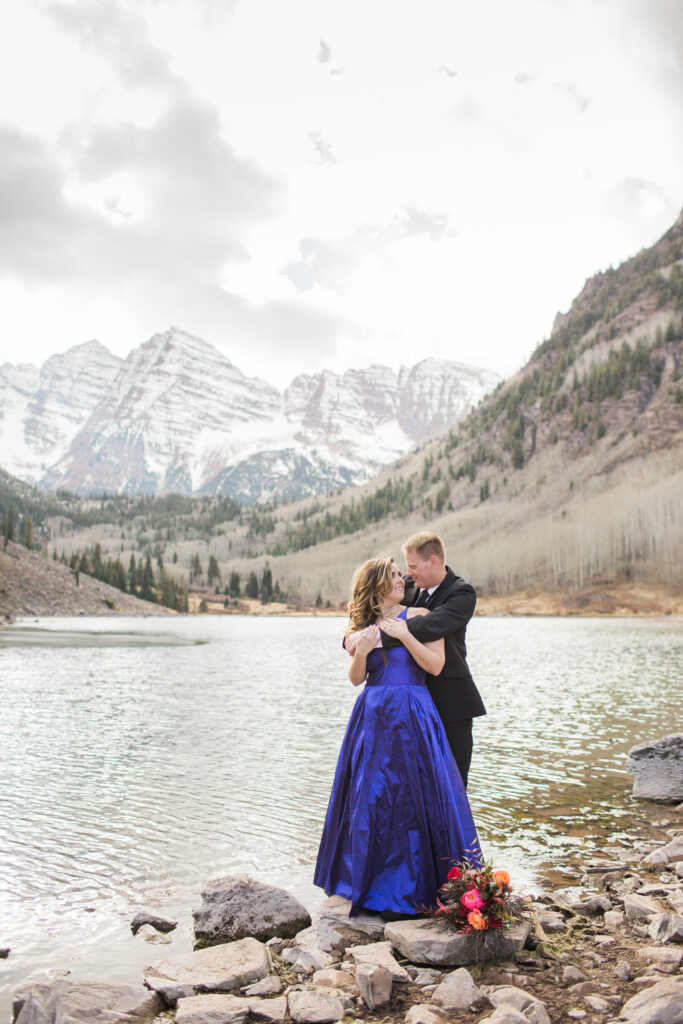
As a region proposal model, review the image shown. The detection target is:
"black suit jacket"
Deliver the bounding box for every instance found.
[381,566,486,722]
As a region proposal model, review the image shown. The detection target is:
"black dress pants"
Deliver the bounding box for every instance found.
[443,718,473,788]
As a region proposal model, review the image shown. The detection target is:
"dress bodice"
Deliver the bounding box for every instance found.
[365,610,426,688]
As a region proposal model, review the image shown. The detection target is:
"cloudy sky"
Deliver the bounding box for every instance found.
[1,0,682,387]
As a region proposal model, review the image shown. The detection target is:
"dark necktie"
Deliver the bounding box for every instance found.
[416,589,430,607]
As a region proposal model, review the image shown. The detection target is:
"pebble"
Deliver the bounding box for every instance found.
[584,994,611,1012]
[562,966,587,986]
[567,1012,586,1021]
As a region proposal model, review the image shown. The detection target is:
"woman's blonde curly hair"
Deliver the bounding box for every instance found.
[346,555,395,634]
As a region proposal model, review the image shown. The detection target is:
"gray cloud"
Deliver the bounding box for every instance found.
[514,71,539,85]
[281,206,453,295]
[317,38,332,63]
[437,65,458,78]
[1,2,280,294]
[308,131,337,164]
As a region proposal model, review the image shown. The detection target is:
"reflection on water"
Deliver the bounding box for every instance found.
[0,614,680,1014]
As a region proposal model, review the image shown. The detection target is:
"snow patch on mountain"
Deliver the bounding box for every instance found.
[1,327,501,503]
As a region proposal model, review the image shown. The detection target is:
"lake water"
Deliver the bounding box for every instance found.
[0,614,680,1017]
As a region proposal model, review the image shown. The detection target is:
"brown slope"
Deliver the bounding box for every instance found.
[0,541,170,620]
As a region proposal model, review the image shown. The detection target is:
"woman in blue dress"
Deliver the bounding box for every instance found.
[314,555,482,918]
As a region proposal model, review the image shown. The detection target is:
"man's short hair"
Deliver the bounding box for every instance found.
[402,531,446,564]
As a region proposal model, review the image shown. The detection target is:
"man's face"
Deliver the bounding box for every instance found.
[404,549,441,589]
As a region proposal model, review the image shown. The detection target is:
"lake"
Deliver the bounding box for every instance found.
[0,613,680,1016]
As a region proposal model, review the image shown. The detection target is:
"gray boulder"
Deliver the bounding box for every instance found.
[346,940,410,981]
[144,936,272,1005]
[626,735,683,803]
[385,917,531,967]
[618,976,683,1023]
[480,1008,529,1024]
[193,875,311,944]
[642,835,683,869]
[431,968,487,1011]
[287,988,344,1024]
[649,914,683,944]
[246,996,288,1022]
[355,964,393,1010]
[622,893,663,920]
[484,985,550,1024]
[13,980,162,1024]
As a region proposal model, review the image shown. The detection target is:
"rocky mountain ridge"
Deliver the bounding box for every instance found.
[0,330,499,503]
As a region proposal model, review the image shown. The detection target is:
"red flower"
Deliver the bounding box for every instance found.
[447,866,462,880]
[488,917,503,929]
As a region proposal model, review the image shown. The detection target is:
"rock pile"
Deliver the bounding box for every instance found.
[10,823,683,1024]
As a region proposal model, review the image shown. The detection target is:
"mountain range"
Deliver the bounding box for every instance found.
[0,330,500,504]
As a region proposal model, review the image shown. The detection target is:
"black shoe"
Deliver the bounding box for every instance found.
[379,910,415,922]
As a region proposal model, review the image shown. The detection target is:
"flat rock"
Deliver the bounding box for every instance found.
[622,893,663,919]
[356,964,393,1010]
[404,1006,446,1024]
[242,977,283,997]
[296,923,348,954]
[346,940,410,981]
[481,1008,530,1024]
[584,994,610,1012]
[413,969,443,987]
[175,993,250,1024]
[287,988,344,1024]
[315,896,385,943]
[144,937,272,1005]
[310,969,358,994]
[282,945,332,975]
[604,911,625,930]
[627,735,683,803]
[484,985,550,1024]
[131,911,178,935]
[13,979,162,1024]
[642,835,683,869]
[649,913,683,944]
[385,917,531,967]
[537,911,567,933]
[668,891,683,915]
[246,996,288,1022]
[432,967,486,1011]
[618,976,683,1023]
[193,875,310,944]
[573,895,612,916]
[614,960,632,982]
[636,946,683,973]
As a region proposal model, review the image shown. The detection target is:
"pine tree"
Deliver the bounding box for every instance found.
[208,555,221,585]
[139,554,155,602]
[128,554,138,595]
[260,566,273,604]
[246,571,259,599]
[228,571,240,597]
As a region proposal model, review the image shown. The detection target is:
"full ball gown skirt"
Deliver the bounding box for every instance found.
[314,619,482,916]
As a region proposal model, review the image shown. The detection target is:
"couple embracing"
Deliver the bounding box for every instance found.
[314,531,486,920]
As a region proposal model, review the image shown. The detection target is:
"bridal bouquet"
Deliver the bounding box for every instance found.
[428,859,523,933]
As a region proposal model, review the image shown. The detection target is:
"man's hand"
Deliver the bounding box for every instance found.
[376,616,409,640]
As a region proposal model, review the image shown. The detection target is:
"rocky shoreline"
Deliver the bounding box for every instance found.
[8,802,683,1024]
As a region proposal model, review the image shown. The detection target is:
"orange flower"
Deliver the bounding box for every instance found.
[493,870,510,889]
[467,910,486,930]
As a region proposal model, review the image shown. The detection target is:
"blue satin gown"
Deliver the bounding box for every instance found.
[314,610,482,915]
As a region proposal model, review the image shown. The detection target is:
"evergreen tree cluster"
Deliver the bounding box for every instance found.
[268,477,415,556]
[58,544,189,611]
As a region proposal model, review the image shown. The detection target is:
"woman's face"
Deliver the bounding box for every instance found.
[384,562,405,603]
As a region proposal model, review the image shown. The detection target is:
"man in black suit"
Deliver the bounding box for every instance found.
[377,532,485,787]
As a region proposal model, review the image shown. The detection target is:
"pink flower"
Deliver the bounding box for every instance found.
[447,866,462,881]
[460,888,484,911]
